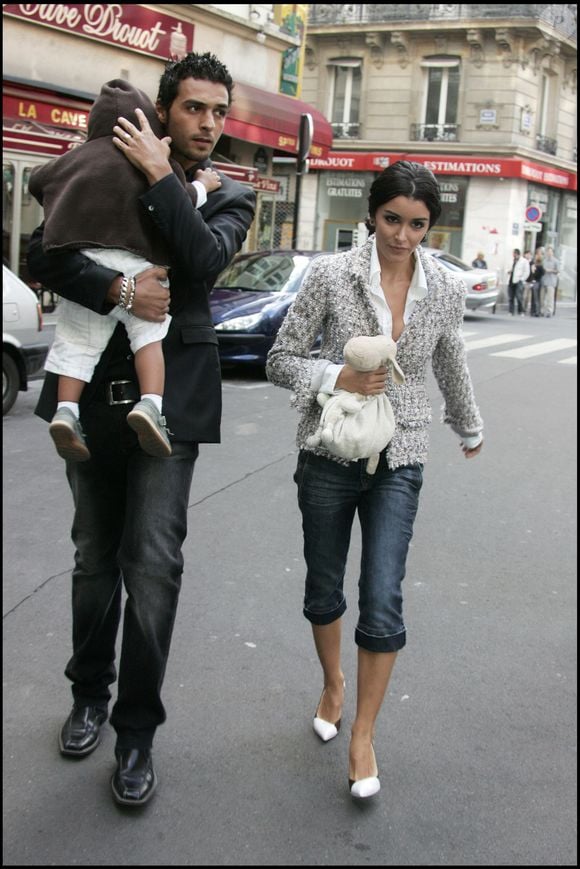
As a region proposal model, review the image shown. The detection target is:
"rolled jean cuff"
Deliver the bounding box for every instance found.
[303,598,347,626]
[355,626,406,653]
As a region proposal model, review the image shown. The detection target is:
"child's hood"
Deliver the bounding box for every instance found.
[87,78,163,141]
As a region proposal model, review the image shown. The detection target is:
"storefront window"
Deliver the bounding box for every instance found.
[558,194,577,301]
[3,162,14,265]
[316,171,374,251]
[526,183,576,301]
[3,157,45,281]
[428,177,466,257]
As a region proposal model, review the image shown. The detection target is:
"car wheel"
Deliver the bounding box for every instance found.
[3,352,20,415]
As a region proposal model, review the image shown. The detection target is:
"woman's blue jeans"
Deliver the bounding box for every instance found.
[64,398,198,749]
[294,451,423,653]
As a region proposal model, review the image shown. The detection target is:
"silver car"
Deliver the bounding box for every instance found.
[3,265,49,414]
[423,248,499,311]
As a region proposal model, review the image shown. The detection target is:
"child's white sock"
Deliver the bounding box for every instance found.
[141,394,163,413]
[57,401,80,419]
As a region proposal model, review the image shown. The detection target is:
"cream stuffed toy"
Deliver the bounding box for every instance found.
[307,335,405,474]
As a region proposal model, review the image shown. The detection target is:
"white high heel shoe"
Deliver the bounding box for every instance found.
[312,682,344,743]
[349,744,380,799]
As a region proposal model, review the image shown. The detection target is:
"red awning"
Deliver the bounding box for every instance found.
[225,81,332,159]
[4,77,333,160]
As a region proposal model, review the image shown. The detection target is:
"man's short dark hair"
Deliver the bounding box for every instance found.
[157,51,234,111]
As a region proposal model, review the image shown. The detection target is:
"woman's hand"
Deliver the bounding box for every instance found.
[112,107,173,186]
[461,440,483,459]
[336,363,387,396]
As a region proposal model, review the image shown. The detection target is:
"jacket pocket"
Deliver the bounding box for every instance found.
[180,325,219,345]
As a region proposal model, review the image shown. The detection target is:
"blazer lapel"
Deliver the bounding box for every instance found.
[349,241,382,334]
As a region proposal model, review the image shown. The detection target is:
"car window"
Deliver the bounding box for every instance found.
[215,254,313,293]
[434,252,471,272]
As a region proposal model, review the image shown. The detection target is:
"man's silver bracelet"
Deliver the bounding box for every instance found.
[118,275,136,312]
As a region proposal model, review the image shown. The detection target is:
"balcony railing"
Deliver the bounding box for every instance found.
[331,122,361,139]
[307,5,576,40]
[535,135,558,155]
[411,123,461,143]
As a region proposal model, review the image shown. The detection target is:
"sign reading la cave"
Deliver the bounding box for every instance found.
[2,4,194,60]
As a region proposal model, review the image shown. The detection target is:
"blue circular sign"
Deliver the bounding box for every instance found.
[525,205,542,222]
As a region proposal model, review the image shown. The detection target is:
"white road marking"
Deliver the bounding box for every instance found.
[464,333,532,350]
[223,381,271,389]
[492,338,577,359]
[558,356,577,365]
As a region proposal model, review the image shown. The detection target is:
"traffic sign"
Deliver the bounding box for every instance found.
[525,205,542,222]
[524,221,542,232]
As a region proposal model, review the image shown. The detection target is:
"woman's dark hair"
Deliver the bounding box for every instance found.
[157,51,234,111]
[367,161,442,232]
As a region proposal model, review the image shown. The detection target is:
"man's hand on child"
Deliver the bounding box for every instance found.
[113,108,173,186]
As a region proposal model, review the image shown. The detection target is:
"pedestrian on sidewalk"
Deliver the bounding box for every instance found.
[267,161,483,801]
[529,250,545,317]
[507,248,530,316]
[541,245,559,317]
[27,52,255,808]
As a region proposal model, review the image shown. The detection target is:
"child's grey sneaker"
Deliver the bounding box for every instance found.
[49,408,91,462]
[126,398,172,458]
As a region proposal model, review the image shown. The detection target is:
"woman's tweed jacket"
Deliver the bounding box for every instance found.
[266,239,483,470]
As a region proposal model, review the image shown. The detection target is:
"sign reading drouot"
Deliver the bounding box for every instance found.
[2,4,194,60]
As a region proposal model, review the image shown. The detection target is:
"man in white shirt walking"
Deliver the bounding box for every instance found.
[508,248,530,316]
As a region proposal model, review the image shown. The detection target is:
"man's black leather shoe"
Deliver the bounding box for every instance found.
[111,748,157,807]
[59,705,108,757]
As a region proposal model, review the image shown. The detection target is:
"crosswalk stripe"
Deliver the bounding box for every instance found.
[558,356,577,365]
[464,333,532,350]
[492,339,577,359]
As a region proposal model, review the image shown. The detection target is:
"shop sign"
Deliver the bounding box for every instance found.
[254,177,281,193]
[325,175,366,197]
[310,153,391,171]
[2,5,194,60]
[309,151,576,191]
[519,161,571,189]
[4,93,89,131]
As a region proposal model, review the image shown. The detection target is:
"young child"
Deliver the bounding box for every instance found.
[29,79,221,462]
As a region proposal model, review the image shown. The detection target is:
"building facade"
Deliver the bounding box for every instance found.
[295,4,577,300]
[2,3,332,283]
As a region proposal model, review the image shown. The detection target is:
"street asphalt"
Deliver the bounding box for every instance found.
[2,306,577,866]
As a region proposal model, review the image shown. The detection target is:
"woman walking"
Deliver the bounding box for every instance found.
[266,161,483,799]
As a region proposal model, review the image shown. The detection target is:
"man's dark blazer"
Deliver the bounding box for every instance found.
[29,167,256,443]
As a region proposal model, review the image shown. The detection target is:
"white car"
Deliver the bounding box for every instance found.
[424,248,499,311]
[3,264,49,414]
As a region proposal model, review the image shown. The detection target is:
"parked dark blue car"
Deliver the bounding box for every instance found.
[210,249,325,366]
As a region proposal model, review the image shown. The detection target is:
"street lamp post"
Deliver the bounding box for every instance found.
[291,112,313,249]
